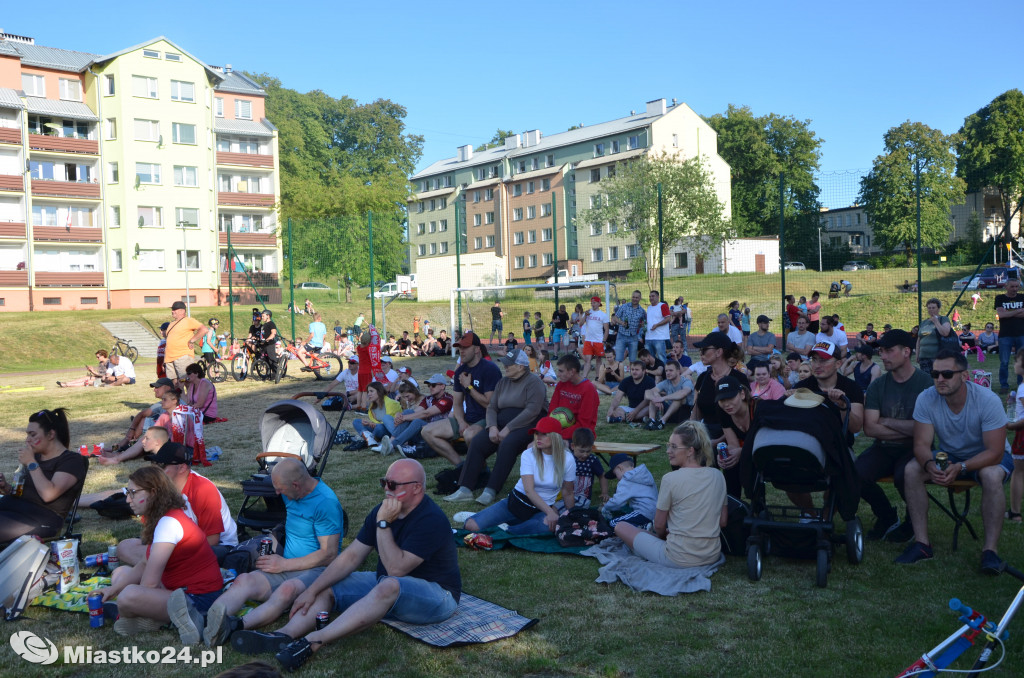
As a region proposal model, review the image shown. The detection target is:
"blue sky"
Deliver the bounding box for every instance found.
[7,0,1020,192]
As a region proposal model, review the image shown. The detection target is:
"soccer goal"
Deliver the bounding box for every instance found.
[448,281,613,354]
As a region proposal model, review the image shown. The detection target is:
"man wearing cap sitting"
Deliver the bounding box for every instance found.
[320,357,361,407]
[793,340,864,445]
[109,377,177,455]
[387,374,454,456]
[581,296,609,381]
[445,348,547,504]
[165,301,208,386]
[421,331,501,464]
[857,329,933,541]
[815,315,848,360]
[895,349,1014,573]
[746,315,777,357]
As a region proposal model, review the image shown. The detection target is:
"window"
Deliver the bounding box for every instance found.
[143,49,160,59]
[541,204,551,217]
[672,134,679,148]
[29,161,55,181]
[429,221,436,233]
[476,167,485,181]
[589,195,601,209]
[590,223,602,236]
[440,198,447,209]
[628,135,640,150]
[105,118,117,140]
[110,205,121,227]
[416,202,424,213]
[138,206,163,227]
[485,212,494,224]
[132,75,158,99]
[607,165,616,179]
[675,251,688,268]
[175,208,199,227]
[591,248,603,262]
[473,190,480,203]
[512,208,523,221]
[22,74,45,96]
[59,78,81,101]
[590,169,601,183]
[612,140,620,153]
[443,175,452,187]
[541,178,550,191]
[170,80,195,102]
[108,162,118,183]
[135,163,161,185]
[235,100,252,120]
[528,230,537,243]
[32,205,57,226]
[439,242,448,254]
[485,235,494,247]
[594,142,605,157]
[42,297,61,305]
[542,228,552,242]
[165,52,181,62]
[608,246,618,261]
[485,188,494,200]
[546,154,554,167]
[138,249,165,270]
[517,160,526,173]
[79,297,98,305]
[488,165,499,178]
[429,243,437,255]
[528,254,537,268]
[172,123,196,145]
[474,237,482,250]
[531,158,539,170]
[176,249,201,271]
[418,244,426,256]
[527,181,535,194]
[144,295,161,303]
[514,232,524,245]
[111,249,122,271]
[543,252,553,265]
[134,119,159,141]
[513,184,522,197]
[526,206,536,219]
[173,166,198,187]
[214,97,224,117]
[514,256,524,269]
[472,214,481,226]
[439,219,448,232]
[428,199,436,211]
[626,244,640,259]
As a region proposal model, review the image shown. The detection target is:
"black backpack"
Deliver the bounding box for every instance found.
[720,495,751,556]
[434,462,489,495]
[90,493,134,520]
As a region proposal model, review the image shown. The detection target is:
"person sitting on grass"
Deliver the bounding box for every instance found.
[102,353,137,386]
[184,362,218,423]
[536,349,558,385]
[601,452,658,528]
[383,377,453,456]
[567,428,608,508]
[94,466,223,639]
[421,329,440,357]
[638,348,665,380]
[749,359,786,401]
[978,322,999,354]
[319,357,360,408]
[607,361,654,424]
[504,332,518,352]
[595,347,623,395]
[613,421,727,569]
[643,359,694,430]
[57,349,110,388]
[463,417,576,535]
[350,382,402,452]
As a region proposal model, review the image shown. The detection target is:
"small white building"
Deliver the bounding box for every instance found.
[416,252,506,301]
[665,236,780,276]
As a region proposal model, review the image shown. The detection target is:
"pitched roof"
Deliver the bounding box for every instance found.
[0,40,99,72]
[0,88,24,110]
[91,36,223,83]
[24,96,99,121]
[214,71,265,95]
[215,119,275,137]
[411,144,507,180]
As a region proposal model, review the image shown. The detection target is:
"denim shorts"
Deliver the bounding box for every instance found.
[330,571,458,624]
[186,590,222,615]
[950,450,1014,483]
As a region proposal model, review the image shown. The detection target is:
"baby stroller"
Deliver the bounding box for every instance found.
[828,281,841,299]
[235,395,347,537]
[739,391,863,587]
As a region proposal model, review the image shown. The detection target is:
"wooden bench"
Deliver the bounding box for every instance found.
[878,476,979,551]
[593,441,662,465]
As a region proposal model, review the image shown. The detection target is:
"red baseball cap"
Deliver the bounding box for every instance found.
[530,416,563,436]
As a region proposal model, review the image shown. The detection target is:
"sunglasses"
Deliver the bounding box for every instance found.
[379,478,420,492]
[930,369,964,380]
[122,487,145,498]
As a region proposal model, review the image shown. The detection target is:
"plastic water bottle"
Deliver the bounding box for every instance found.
[1008,390,1017,422]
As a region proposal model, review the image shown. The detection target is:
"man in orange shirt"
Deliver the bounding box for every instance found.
[164,301,208,386]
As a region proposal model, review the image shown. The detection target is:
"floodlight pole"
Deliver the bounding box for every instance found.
[181,221,190,315]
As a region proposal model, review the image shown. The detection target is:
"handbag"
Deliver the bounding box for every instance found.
[937,319,960,352]
[506,488,542,521]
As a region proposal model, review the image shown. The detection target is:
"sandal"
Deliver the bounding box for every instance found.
[1007,511,1022,523]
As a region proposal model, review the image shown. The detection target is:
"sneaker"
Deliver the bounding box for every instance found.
[866,515,900,541]
[655,420,665,430]
[113,616,164,636]
[453,511,475,523]
[894,541,934,565]
[276,637,316,672]
[232,630,292,655]
[204,602,243,647]
[168,588,204,645]
[398,444,416,458]
[362,431,376,445]
[645,420,657,431]
[343,440,367,451]
[475,488,496,506]
[981,549,1005,575]
[607,416,623,424]
[443,486,474,502]
[884,519,915,544]
[378,436,392,456]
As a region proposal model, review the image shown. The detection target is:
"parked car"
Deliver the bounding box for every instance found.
[366,282,413,299]
[841,261,873,271]
[977,267,1009,289]
[952,275,981,291]
[784,261,806,271]
[295,282,330,290]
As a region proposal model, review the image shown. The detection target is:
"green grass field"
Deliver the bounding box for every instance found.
[1,350,1023,677]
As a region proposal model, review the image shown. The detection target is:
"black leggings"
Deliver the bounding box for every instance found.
[459,421,540,493]
[0,495,64,542]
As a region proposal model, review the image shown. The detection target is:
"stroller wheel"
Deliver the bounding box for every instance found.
[846,518,864,565]
[815,549,829,588]
[746,543,763,582]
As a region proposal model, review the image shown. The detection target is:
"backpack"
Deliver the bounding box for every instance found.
[90,493,134,520]
[719,495,751,556]
[0,537,51,621]
[434,462,489,495]
[556,508,613,547]
[222,524,285,575]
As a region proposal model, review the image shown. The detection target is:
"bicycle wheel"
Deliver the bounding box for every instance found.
[125,345,139,363]
[209,361,227,383]
[274,356,286,385]
[313,353,343,381]
[231,354,248,382]
[252,356,272,381]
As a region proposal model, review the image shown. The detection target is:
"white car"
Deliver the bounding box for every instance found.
[295,282,330,290]
[952,275,980,291]
[366,282,412,299]
[842,261,873,271]
[784,262,806,271]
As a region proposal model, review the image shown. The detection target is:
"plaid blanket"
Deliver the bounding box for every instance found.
[381,594,537,647]
[32,576,110,613]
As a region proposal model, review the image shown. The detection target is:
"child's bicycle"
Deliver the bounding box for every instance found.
[896,563,1024,676]
[110,336,139,363]
[229,343,256,382]
[280,343,342,381]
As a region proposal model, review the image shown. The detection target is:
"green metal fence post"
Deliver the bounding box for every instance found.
[368,211,376,327]
[288,217,295,342]
[915,160,922,328]
[778,173,786,338]
[553,193,559,310]
[227,227,234,342]
[658,182,664,299]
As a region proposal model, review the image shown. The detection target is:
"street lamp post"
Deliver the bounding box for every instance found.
[181,222,191,315]
[817,227,823,271]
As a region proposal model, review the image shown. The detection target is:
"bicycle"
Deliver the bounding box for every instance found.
[110,336,139,363]
[230,343,255,382]
[281,343,342,381]
[896,563,1024,676]
[205,356,227,383]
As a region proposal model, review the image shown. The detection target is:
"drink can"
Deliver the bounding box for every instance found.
[93,443,103,456]
[107,545,119,571]
[935,452,949,471]
[258,536,273,557]
[716,442,729,463]
[88,592,104,628]
[85,553,109,568]
[80,445,89,456]
[315,611,329,630]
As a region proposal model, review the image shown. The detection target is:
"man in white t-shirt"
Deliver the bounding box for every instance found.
[380,355,400,394]
[103,353,137,386]
[580,296,609,381]
[816,315,848,359]
[711,313,743,345]
[645,290,672,363]
[321,357,360,405]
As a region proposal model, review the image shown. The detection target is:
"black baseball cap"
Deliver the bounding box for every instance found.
[143,441,191,465]
[694,332,734,351]
[170,301,187,311]
[756,315,771,324]
[714,375,745,402]
[877,329,915,349]
[150,377,176,389]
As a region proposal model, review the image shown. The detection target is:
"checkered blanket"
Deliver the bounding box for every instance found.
[380,594,538,647]
[32,576,109,613]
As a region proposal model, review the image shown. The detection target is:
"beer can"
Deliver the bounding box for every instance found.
[258,536,273,557]
[935,452,949,471]
[93,443,105,456]
[85,553,109,568]
[717,442,729,463]
[315,611,329,630]
[88,592,104,628]
[80,445,89,456]
[107,545,119,571]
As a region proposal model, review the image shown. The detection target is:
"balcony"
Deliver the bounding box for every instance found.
[0,222,26,238]
[0,174,23,192]
[216,151,274,169]
[31,180,101,200]
[32,226,103,243]
[0,128,20,145]
[28,134,99,155]
[218,231,277,247]
[218,192,275,207]
[34,271,104,287]
[220,271,279,287]
[0,270,28,286]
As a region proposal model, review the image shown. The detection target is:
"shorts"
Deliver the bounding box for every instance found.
[330,571,458,625]
[491,320,503,333]
[583,341,604,357]
[358,371,372,391]
[552,329,566,343]
[952,450,1015,482]
[448,417,486,438]
[202,351,217,365]
[259,566,326,593]
[304,343,322,354]
[185,590,222,615]
[630,532,678,567]
[1012,430,1024,462]
[165,355,196,380]
[126,378,136,385]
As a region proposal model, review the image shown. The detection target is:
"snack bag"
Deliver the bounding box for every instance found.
[462,533,494,550]
[53,538,80,594]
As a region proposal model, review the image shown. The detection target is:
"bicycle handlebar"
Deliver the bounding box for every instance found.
[948,598,973,617]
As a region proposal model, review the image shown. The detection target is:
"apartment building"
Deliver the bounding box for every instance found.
[408,98,731,301]
[0,32,280,311]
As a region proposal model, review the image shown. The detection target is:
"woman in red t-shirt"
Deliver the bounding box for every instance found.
[96,465,222,637]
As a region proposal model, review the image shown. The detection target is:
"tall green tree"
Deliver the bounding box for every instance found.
[577,152,732,289]
[476,129,516,152]
[957,89,1024,242]
[857,121,965,265]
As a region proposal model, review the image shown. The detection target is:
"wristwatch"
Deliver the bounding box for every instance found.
[27,462,39,472]
[377,520,391,530]
[960,461,968,474]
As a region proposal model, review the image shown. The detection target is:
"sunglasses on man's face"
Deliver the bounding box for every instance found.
[930,369,964,380]
[379,478,420,492]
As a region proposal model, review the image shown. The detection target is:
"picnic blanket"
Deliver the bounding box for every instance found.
[582,538,725,596]
[32,575,109,613]
[452,528,588,555]
[381,593,537,647]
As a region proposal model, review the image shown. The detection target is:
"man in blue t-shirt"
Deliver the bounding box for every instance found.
[421,331,501,464]
[297,312,328,366]
[194,459,343,648]
[235,459,461,672]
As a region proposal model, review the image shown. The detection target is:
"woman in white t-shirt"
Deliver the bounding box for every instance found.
[464,417,576,535]
[615,420,727,568]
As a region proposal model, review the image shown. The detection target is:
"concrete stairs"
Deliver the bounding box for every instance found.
[100,321,161,358]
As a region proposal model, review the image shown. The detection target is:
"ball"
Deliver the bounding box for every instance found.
[549,407,576,429]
